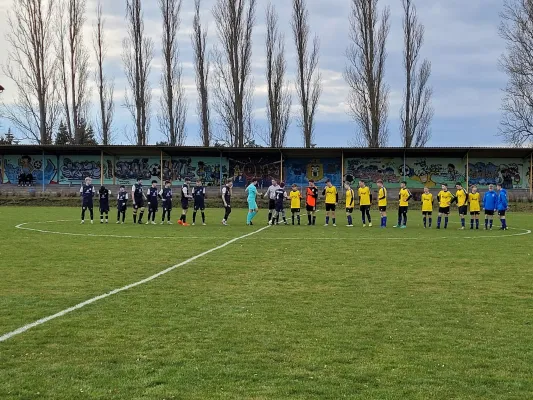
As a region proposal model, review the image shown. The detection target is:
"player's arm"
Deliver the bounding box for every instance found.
[450,194,458,205]
[203,187,207,199]
[379,190,386,201]
[158,189,163,199]
[369,192,373,203]
[349,191,354,207]
[79,186,83,197]
[92,186,96,197]
[406,190,413,201]
[221,187,228,207]
[322,188,326,196]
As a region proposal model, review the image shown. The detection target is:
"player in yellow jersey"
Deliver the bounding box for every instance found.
[289,184,302,225]
[358,180,372,227]
[344,182,355,227]
[437,184,455,229]
[322,179,338,226]
[377,180,387,228]
[421,187,434,228]
[452,182,469,230]
[468,185,481,229]
[394,181,412,228]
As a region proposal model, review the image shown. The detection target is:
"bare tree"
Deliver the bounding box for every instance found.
[212,0,256,147]
[122,0,154,146]
[344,0,390,147]
[56,0,91,144]
[263,3,291,148]
[2,0,60,144]
[499,0,533,147]
[400,0,433,147]
[192,0,211,147]
[158,0,187,147]
[93,1,115,145]
[292,0,321,148]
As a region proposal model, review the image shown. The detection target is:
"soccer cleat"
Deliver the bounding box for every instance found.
[459,227,465,230]
[105,220,108,224]
[324,223,329,227]
[116,221,120,224]
[400,225,407,229]
[90,220,94,224]
[145,221,150,225]
[167,221,173,225]
[250,221,253,225]
[222,220,228,226]
[121,222,124,224]
[362,224,366,227]
[202,223,206,226]
[161,221,165,225]
[347,224,354,227]
[100,220,104,224]
[151,221,157,225]
[80,220,85,224]
[393,225,398,228]
[177,220,183,225]
[368,223,372,227]
[192,223,196,226]
[269,221,273,226]
[182,222,190,227]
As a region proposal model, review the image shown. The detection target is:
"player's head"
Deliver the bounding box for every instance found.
[455,182,462,190]
[185,177,191,184]
[488,184,494,191]
[226,178,233,187]
[376,179,383,188]
[85,177,92,185]
[99,185,106,194]
[196,179,202,186]
[496,183,503,190]
[344,182,351,190]
[119,185,125,192]
[165,180,171,188]
[400,181,407,189]
[308,179,315,187]
[251,177,258,186]
[358,180,365,188]
[137,177,143,183]
[471,185,477,193]
[424,186,429,193]
[292,183,298,191]
[151,180,157,187]
[280,182,285,188]
[326,179,332,187]
[271,179,277,186]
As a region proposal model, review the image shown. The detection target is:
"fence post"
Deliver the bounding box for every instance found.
[42,151,45,193]
[341,150,344,193]
[280,150,283,182]
[160,150,163,184]
[403,150,406,181]
[1,153,4,184]
[466,151,469,189]
[112,154,116,185]
[219,150,223,189]
[100,150,104,186]
[530,152,532,197]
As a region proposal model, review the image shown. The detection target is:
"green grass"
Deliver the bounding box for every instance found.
[1,206,533,400]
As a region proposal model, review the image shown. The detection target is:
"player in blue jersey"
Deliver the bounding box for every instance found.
[80,177,96,224]
[246,178,259,226]
[99,186,111,224]
[270,182,288,225]
[496,183,509,230]
[132,177,146,224]
[146,180,159,225]
[159,181,173,224]
[483,184,498,230]
[116,185,128,224]
[192,179,207,226]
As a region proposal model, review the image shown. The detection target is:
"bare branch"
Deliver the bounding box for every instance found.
[344,0,390,147]
[292,0,321,148]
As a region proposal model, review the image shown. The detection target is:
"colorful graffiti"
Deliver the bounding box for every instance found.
[468,159,523,189]
[114,157,161,185]
[402,158,465,188]
[284,158,342,187]
[163,157,228,186]
[3,155,58,184]
[228,156,281,188]
[58,156,111,183]
[344,158,401,187]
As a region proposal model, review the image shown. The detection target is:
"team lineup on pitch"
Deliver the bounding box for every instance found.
[77,175,512,231]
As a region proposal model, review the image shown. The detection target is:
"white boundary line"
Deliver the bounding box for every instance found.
[15,220,532,241]
[0,225,270,343]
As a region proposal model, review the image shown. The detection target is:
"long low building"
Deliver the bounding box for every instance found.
[0,145,532,193]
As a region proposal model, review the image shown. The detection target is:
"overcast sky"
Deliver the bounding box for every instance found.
[0,0,508,147]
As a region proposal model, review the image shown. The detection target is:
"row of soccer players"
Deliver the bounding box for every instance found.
[251,179,509,230]
[79,177,208,225]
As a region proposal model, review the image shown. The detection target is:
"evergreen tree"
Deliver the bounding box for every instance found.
[74,119,98,145]
[55,121,72,145]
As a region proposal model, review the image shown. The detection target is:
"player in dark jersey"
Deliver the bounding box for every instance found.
[80,177,96,224]
[99,186,111,224]
[146,180,159,225]
[192,179,207,226]
[270,182,288,225]
[178,177,193,226]
[159,181,173,224]
[132,177,146,224]
[116,185,128,224]
[222,179,233,226]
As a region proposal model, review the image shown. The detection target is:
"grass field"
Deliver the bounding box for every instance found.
[1,206,533,400]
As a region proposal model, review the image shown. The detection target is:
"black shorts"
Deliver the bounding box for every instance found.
[422,211,432,216]
[291,208,300,213]
[458,205,468,215]
[149,202,158,212]
[360,205,370,212]
[470,211,480,216]
[306,204,316,212]
[346,207,354,214]
[181,200,189,210]
[439,207,450,215]
[379,206,387,212]
[498,210,506,216]
[133,198,144,209]
[275,203,284,213]
[326,203,336,212]
[162,200,172,211]
[399,206,408,214]
[82,203,93,210]
[268,199,276,210]
[99,205,110,213]
[194,202,205,211]
[484,210,494,216]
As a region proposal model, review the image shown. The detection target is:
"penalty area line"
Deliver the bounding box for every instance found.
[0,225,270,343]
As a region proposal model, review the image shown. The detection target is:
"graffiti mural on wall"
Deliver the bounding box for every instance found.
[344,158,401,187]
[402,158,465,188]
[284,158,342,187]
[58,156,112,184]
[468,159,524,189]
[114,157,161,185]
[162,157,228,186]
[229,157,281,187]
[3,155,58,184]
